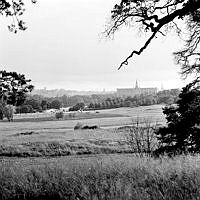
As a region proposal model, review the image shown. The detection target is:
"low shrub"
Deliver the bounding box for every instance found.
[74,122,84,130]
[55,111,64,120]
[82,125,99,129]
[74,122,99,130]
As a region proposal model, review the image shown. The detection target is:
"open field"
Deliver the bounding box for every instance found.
[1,104,165,132]
[0,105,165,157]
[1,105,199,199]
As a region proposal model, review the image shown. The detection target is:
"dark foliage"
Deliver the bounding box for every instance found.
[69,102,85,111]
[81,125,99,130]
[155,78,200,155]
[16,104,34,113]
[25,98,42,111]
[55,111,64,120]
[0,70,34,106]
[49,99,62,110]
[16,89,180,113]
[88,89,180,110]
[0,0,36,33]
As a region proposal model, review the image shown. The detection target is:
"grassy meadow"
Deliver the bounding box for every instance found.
[0,105,165,157]
[1,104,199,199]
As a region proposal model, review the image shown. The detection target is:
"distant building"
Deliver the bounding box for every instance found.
[117,81,157,97]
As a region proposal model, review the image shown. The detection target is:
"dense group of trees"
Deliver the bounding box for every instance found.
[15,96,63,113]
[88,89,180,110]
[14,88,180,113]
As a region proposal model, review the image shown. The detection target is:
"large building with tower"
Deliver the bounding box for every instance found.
[117,81,157,97]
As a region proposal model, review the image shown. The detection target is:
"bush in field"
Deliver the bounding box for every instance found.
[74,122,98,130]
[125,118,158,156]
[55,111,64,120]
[74,122,83,130]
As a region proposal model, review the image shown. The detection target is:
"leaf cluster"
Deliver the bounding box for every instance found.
[0,0,36,33]
[0,70,34,106]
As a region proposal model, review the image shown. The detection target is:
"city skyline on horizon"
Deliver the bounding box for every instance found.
[33,79,184,92]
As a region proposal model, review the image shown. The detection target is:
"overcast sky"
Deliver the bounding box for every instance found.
[0,0,192,91]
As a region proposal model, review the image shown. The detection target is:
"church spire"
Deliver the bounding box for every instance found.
[135,80,139,89]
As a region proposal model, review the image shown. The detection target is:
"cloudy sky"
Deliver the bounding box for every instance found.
[0,0,191,91]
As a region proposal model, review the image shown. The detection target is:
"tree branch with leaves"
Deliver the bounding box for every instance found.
[0,70,34,106]
[0,0,36,33]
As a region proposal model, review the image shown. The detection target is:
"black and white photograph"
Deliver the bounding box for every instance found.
[0,0,200,199]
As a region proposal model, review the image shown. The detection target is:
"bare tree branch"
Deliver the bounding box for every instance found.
[118,30,158,69]
[106,0,200,73]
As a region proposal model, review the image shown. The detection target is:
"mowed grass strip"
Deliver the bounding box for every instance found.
[0,154,200,200]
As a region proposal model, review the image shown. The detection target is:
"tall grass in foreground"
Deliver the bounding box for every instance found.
[1,155,200,200]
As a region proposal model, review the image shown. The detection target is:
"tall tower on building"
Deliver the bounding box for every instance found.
[135,80,139,89]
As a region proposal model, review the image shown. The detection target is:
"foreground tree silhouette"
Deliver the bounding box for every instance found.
[107,0,200,154]
[155,78,200,154]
